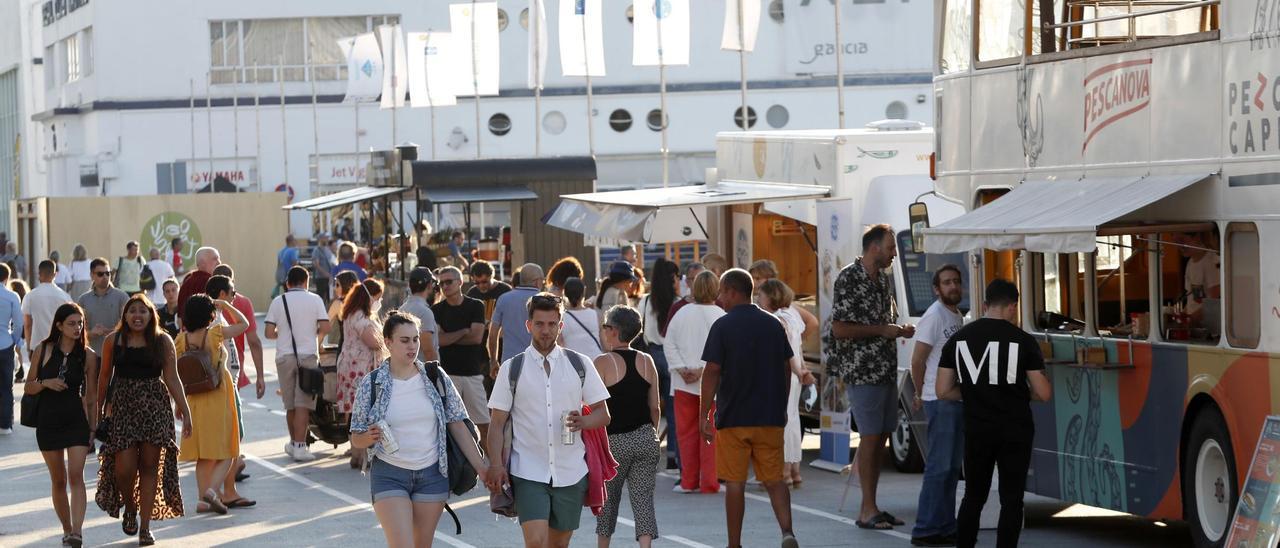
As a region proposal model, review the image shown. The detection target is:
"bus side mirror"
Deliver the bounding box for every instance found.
[908,202,930,253]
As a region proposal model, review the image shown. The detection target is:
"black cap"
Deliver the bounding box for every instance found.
[409,267,436,293]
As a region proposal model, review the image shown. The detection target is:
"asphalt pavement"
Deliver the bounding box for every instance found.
[1,319,1194,547]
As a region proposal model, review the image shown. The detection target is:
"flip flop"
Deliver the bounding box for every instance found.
[222,497,257,508]
[878,511,906,527]
[855,514,894,530]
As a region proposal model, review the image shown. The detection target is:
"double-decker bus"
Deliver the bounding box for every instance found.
[917,1,1280,546]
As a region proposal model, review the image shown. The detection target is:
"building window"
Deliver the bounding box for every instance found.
[768,0,785,23]
[498,9,509,31]
[1159,226,1221,345]
[609,109,632,132]
[64,34,80,82]
[488,113,512,136]
[626,4,635,24]
[733,106,757,129]
[44,45,56,89]
[543,111,567,135]
[886,101,908,120]
[1226,223,1260,349]
[646,109,666,131]
[210,16,398,84]
[766,105,789,128]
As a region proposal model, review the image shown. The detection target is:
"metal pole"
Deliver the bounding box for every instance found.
[280,66,289,195]
[233,70,240,185]
[834,0,845,129]
[471,0,482,159]
[311,64,320,194]
[737,0,748,131]
[582,4,595,156]
[206,73,214,181]
[533,0,542,156]
[391,25,398,147]
[657,6,668,188]
[189,79,195,186]
[426,31,438,161]
[254,64,262,190]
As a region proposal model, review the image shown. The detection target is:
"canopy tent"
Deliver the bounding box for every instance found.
[922,174,1211,254]
[544,181,831,243]
[282,185,411,211]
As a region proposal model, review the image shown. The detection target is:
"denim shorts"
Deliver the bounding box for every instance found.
[847,383,899,436]
[369,458,449,503]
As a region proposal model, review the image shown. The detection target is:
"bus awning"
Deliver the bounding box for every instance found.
[922,173,1211,254]
[422,186,538,205]
[544,181,831,243]
[283,186,411,211]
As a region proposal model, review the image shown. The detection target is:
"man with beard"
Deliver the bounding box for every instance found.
[909,264,967,547]
[485,292,611,548]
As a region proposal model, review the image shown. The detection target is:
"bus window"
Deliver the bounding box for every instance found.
[1050,1,1218,52]
[1092,235,1151,340]
[940,0,972,74]
[1159,227,1221,345]
[977,0,1023,62]
[896,231,970,317]
[1225,223,1260,349]
[1032,252,1084,333]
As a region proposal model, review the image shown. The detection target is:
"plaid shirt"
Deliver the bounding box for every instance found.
[824,259,897,386]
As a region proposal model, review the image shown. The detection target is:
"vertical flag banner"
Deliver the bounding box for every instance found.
[529,0,549,89]
[721,0,761,52]
[407,31,459,107]
[633,0,690,66]
[450,3,501,96]
[342,33,383,103]
[559,0,606,77]
[379,24,408,108]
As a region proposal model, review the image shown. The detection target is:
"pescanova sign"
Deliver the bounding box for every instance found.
[1083,59,1152,152]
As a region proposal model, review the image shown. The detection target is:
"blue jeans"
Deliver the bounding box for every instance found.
[0,346,13,429]
[650,345,678,469]
[913,399,964,538]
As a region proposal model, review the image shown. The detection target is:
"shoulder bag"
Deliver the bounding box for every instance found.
[564,310,603,353]
[424,361,482,533]
[95,333,122,442]
[284,292,325,397]
[19,344,45,428]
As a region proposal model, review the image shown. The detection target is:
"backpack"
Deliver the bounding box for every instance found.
[177,330,221,394]
[507,349,588,395]
[139,262,156,291]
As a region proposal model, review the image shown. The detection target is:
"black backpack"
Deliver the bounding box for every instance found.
[139,262,156,291]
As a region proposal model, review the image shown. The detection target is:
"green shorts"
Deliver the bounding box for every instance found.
[511,474,588,531]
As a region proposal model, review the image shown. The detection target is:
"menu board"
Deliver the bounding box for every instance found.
[1225,416,1280,547]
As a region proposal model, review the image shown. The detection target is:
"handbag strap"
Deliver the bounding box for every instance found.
[281,292,301,358]
[564,309,602,352]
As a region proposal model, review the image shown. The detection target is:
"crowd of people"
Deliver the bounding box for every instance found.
[1,225,1058,548]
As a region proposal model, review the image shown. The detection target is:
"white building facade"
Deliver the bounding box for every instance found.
[0,0,933,236]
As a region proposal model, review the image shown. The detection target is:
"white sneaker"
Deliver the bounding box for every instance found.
[293,444,317,462]
[0,428,12,435]
[284,442,296,459]
[673,484,695,494]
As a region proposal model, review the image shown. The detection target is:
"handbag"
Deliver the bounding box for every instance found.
[95,334,123,443]
[18,344,44,428]
[424,362,483,534]
[489,417,517,518]
[283,292,324,397]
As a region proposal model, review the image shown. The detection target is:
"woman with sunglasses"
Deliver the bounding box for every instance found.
[22,302,99,547]
[337,278,386,468]
[95,294,191,545]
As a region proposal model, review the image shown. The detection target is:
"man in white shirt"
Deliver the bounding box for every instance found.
[146,248,176,306]
[909,264,967,547]
[264,266,331,462]
[485,292,611,548]
[22,260,72,359]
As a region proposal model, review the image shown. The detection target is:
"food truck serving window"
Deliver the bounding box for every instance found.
[897,231,970,318]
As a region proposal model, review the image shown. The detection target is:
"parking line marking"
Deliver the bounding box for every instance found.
[242,453,477,548]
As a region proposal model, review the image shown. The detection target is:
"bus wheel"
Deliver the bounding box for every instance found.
[890,402,924,473]
[1183,407,1237,548]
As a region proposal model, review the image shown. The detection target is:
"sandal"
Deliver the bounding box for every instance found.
[878,511,906,526]
[122,509,139,536]
[66,533,83,548]
[138,529,155,546]
[60,533,71,547]
[222,497,257,508]
[855,514,895,530]
[200,489,228,515]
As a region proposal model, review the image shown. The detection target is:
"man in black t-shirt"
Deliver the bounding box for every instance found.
[432,266,492,445]
[466,261,511,397]
[936,279,1052,548]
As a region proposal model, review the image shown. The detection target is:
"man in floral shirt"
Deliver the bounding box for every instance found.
[825,224,916,531]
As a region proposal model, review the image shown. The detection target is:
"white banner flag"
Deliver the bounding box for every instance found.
[342,33,383,103]
[528,0,549,89]
[407,31,459,107]
[559,0,606,77]
[450,3,500,96]
[379,24,408,108]
[633,0,690,66]
[721,0,761,52]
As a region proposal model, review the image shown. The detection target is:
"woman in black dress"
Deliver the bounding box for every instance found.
[21,302,99,548]
[95,294,191,546]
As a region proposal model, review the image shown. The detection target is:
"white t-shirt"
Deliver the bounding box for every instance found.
[664,303,726,395]
[22,283,73,351]
[775,307,805,375]
[264,289,329,357]
[561,308,602,358]
[639,295,666,346]
[377,377,440,470]
[488,345,611,487]
[916,300,965,401]
[53,263,73,287]
[70,260,92,283]
[145,259,176,305]
[1185,252,1220,315]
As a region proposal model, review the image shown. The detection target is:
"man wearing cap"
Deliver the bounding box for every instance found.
[399,267,439,362]
[311,232,336,305]
[488,263,544,378]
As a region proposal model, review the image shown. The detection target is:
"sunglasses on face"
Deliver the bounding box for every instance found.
[94,270,111,277]
[440,279,459,287]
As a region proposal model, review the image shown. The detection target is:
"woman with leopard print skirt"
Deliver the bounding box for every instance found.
[95,294,191,546]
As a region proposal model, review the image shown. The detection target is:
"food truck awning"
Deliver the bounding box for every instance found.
[545,181,831,243]
[282,186,411,211]
[922,173,1210,254]
[422,186,538,205]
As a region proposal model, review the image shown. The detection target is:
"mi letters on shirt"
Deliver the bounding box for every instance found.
[938,318,1044,432]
